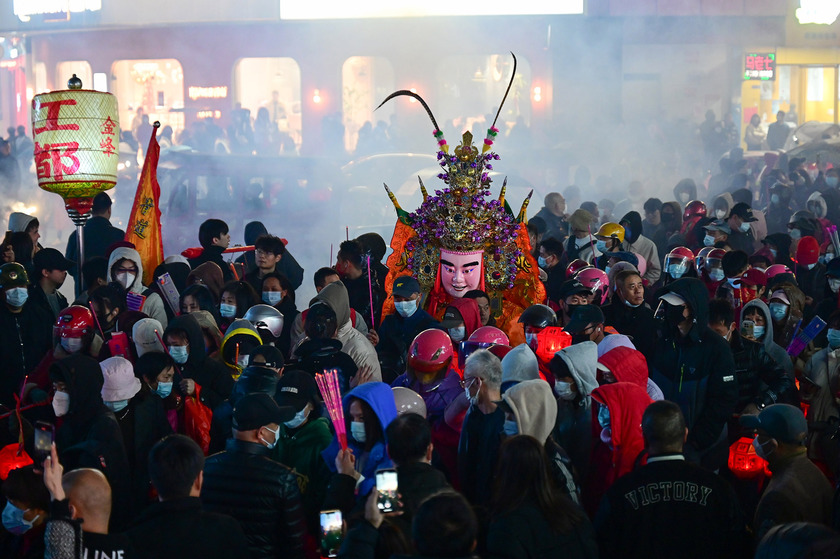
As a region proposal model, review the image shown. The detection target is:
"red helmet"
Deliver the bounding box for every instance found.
[703,248,727,273]
[695,246,715,270]
[53,305,95,346]
[408,329,454,376]
[683,200,707,221]
[574,267,610,305]
[468,326,509,345]
[565,259,591,279]
[664,247,695,276]
[765,264,793,279]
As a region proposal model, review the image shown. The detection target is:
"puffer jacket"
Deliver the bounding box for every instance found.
[312,282,382,381]
[649,278,738,465]
[107,247,168,328]
[202,438,307,559]
[163,314,234,411]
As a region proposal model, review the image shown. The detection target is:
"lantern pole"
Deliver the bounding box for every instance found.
[65,75,90,292]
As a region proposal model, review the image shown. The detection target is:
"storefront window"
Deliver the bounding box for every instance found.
[233,57,302,153]
[56,61,91,91]
[342,56,395,153]
[111,59,185,140]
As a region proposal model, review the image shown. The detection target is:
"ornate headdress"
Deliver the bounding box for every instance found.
[380,54,536,295]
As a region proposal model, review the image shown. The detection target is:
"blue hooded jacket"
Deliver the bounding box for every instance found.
[322,382,398,497]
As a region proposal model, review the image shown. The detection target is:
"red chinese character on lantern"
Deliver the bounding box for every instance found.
[33,141,81,181]
[101,116,116,136]
[33,99,80,134]
[100,136,116,156]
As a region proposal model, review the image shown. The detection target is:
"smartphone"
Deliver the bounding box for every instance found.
[33,421,54,464]
[375,468,399,513]
[741,320,755,339]
[320,509,343,558]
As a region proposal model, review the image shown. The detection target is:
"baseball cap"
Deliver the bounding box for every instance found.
[739,404,807,445]
[729,202,758,223]
[769,289,790,306]
[557,279,590,301]
[274,370,320,411]
[564,304,605,335]
[249,345,285,369]
[659,292,687,306]
[440,306,465,328]
[392,276,421,298]
[33,248,75,272]
[740,268,767,287]
[232,393,294,430]
[703,220,732,234]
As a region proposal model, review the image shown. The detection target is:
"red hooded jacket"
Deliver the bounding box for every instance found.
[598,346,649,390]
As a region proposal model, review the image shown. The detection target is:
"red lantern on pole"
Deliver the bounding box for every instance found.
[31,74,120,287]
[728,435,770,480]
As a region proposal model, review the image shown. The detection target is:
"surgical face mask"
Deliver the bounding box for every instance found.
[709,268,725,282]
[668,262,687,279]
[827,176,839,188]
[168,345,189,364]
[624,299,642,308]
[715,209,726,220]
[789,228,802,240]
[679,193,690,204]
[597,405,610,429]
[727,277,740,288]
[538,256,548,268]
[394,299,418,318]
[285,407,311,429]
[703,234,716,247]
[105,400,129,413]
[821,253,835,265]
[827,328,840,350]
[5,287,28,307]
[237,355,249,369]
[595,240,609,253]
[503,419,518,436]
[220,303,236,318]
[351,421,367,443]
[769,248,778,259]
[752,437,776,460]
[771,194,780,205]
[525,332,537,347]
[464,378,480,405]
[752,325,766,340]
[262,291,283,306]
[258,425,280,449]
[60,336,84,354]
[156,381,173,399]
[52,390,70,417]
[115,272,136,290]
[555,381,576,401]
[448,326,466,342]
[829,279,840,294]
[604,266,611,276]
[806,263,816,270]
[769,303,788,322]
[2,502,38,535]
[739,221,751,233]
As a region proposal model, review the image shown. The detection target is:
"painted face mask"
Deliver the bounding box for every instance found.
[439,249,482,298]
[597,405,610,429]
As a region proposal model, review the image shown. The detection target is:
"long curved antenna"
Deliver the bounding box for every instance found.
[491,53,518,130]
[376,90,442,133]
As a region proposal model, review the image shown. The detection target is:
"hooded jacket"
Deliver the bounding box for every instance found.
[312,281,382,381]
[741,299,794,378]
[620,211,661,283]
[554,341,599,476]
[0,296,53,406]
[649,278,738,462]
[803,346,840,471]
[503,379,557,444]
[322,382,398,498]
[652,201,683,259]
[107,247,167,328]
[500,344,540,391]
[8,211,36,233]
[49,354,132,530]
[598,346,664,401]
[446,297,482,340]
[163,314,234,411]
[187,262,225,300]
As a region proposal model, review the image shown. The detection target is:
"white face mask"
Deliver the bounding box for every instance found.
[116,272,136,290]
[284,406,310,429]
[351,421,366,443]
[464,377,480,405]
[259,425,280,449]
[739,221,751,233]
[448,327,466,342]
[715,209,726,220]
[394,299,418,318]
[52,390,70,417]
[555,381,576,401]
[503,419,518,436]
[829,279,840,294]
[60,337,84,353]
[752,437,776,460]
[703,234,716,247]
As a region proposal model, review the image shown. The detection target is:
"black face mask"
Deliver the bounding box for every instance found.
[661,213,675,223]
[664,304,688,328]
[571,333,590,345]
[565,303,583,316]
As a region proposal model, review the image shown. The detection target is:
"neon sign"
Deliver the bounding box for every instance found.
[188,86,228,100]
[744,53,776,81]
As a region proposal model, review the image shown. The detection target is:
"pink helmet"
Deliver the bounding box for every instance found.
[574,267,610,305]
[565,259,592,279]
[765,264,793,279]
[635,253,647,278]
[468,326,510,345]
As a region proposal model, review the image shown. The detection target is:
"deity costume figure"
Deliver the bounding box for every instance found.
[379,55,545,342]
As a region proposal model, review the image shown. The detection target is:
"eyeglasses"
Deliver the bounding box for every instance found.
[116,267,138,274]
[459,377,479,389]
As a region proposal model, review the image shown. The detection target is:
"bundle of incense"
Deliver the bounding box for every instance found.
[316,369,347,449]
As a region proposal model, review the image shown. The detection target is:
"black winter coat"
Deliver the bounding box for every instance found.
[602,300,658,360]
[202,439,308,559]
[126,497,251,559]
[0,301,52,407]
[731,334,794,410]
[487,502,598,559]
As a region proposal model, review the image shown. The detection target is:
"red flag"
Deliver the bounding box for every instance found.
[124,123,163,285]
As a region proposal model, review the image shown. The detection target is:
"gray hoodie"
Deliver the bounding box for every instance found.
[740,299,794,378]
[312,281,381,381]
[107,247,168,328]
[502,379,557,444]
[500,344,539,391]
[8,212,36,233]
[555,341,599,407]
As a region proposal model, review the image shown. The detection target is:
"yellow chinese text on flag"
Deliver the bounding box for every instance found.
[124,125,163,285]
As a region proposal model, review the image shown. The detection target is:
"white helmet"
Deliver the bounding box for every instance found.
[244,304,285,338]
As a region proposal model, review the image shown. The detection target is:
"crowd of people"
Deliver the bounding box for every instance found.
[2,137,840,559]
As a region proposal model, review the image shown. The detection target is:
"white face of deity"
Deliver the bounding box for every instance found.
[439,249,482,298]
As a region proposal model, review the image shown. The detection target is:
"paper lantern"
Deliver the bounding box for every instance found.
[31,74,119,215]
[728,436,769,480]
